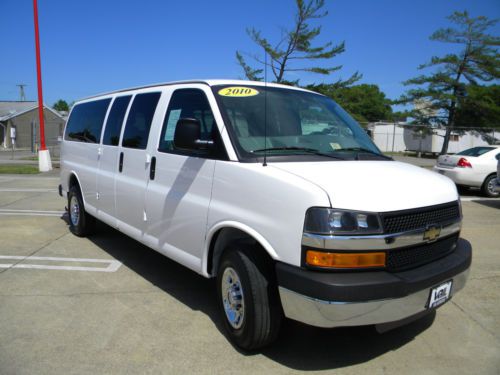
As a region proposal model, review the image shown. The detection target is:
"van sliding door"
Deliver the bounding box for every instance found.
[96,95,132,226]
[114,92,162,237]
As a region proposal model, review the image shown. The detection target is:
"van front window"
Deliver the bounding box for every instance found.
[213,85,383,161]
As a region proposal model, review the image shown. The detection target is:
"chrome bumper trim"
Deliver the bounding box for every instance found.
[278,269,469,328]
[302,221,461,250]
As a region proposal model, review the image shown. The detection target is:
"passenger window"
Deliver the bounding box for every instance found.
[158,89,215,152]
[64,99,111,143]
[122,92,161,149]
[102,95,131,146]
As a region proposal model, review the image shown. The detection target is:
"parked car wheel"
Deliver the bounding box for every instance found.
[217,245,282,350]
[68,185,95,236]
[482,174,499,198]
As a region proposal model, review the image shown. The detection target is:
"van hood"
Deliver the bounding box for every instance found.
[270,160,458,212]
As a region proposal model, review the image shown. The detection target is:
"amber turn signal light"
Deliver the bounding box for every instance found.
[306,250,386,269]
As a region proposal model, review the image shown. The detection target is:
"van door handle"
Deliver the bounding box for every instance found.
[119,152,124,172]
[150,156,156,180]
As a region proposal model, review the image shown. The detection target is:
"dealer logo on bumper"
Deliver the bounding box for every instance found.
[424,225,442,242]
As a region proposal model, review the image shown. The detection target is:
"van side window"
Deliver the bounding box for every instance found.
[64,98,111,143]
[102,95,131,146]
[122,92,161,149]
[158,89,214,153]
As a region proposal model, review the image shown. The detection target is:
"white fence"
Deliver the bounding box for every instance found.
[369,123,500,154]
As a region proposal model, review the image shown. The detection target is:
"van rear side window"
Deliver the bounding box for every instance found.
[103,95,132,146]
[122,92,161,149]
[64,99,111,143]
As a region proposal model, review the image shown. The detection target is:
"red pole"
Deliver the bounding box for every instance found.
[33,0,46,151]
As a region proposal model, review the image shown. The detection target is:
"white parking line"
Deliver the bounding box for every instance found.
[0,209,65,217]
[0,256,122,272]
[0,188,57,192]
[460,197,499,202]
[0,176,59,180]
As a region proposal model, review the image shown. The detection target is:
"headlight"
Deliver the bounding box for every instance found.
[304,208,382,235]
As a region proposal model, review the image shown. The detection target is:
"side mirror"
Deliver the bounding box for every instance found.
[173,118,214,151]
[496,153,500,161]
[174,118,199,150]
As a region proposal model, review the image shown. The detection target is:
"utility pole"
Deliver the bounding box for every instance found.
[33,0,52,171]
[16,84,27,101]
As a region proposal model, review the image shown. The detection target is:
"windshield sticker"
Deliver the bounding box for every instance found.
[218,87,259,97]
[330,142,341,150]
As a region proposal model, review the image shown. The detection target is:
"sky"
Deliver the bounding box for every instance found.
[0,0,499,107]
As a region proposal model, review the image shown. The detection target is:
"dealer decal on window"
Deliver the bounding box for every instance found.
[218,87,259,97]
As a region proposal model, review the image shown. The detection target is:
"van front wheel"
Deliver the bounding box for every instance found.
[217,246,282,350]
[68,185,95,237]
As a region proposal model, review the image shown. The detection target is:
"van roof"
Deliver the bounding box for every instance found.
[79,79,318,101]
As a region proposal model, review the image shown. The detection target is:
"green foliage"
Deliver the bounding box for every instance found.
[0,165,39,174]
[391,111,412,122]
[399,10,499,153]
[53,99,69,112]
[455,84,500,127]
[236,0,360,86]
[307,83,394,123]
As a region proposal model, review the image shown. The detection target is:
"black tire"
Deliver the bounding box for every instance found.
[456,185,469,194]
[67,185,95,237]
[216,245,282,350]
[481,174,499,198]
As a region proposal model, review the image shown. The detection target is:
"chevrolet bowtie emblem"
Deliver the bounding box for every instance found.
[424,225,441,242]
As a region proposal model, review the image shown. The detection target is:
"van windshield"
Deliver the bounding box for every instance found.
[213,85,383,161]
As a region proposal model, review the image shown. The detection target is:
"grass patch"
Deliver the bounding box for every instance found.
[21,156,39,161]
[385,151,414,156]
[0,165,40,174]
[385,151,438,159]
[21,156,60,161]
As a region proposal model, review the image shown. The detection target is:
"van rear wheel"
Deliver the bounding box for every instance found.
[216,246,282,350]
[68,185,95,237]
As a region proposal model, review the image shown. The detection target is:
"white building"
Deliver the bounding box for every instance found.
[403,127,499,154]
[369,122,500,154]
[369,122,408,152]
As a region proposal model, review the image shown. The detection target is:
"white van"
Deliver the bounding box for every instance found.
[60,80,471,350]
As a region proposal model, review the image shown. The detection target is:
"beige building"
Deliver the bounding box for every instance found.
[0,101,65,150]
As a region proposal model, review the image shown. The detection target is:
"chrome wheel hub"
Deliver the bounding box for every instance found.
[70,196,80,226]
[487,178,497,195]
[221,267,245,329]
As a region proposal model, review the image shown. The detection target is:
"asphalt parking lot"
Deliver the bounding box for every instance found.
[0,170,499,374]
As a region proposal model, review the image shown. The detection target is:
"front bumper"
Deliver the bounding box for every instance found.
[276,238,471,328]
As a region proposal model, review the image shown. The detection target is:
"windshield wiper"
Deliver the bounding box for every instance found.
[250,147,344,160]
[335,147,392,160]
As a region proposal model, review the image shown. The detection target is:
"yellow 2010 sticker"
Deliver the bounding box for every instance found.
[218,87,259,97]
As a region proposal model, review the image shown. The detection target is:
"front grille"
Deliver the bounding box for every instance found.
[386,234,458,271]
[381,201,460,234]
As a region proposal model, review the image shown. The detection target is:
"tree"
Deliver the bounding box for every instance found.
[236,0,361,86]
[307,83,393,123]
[455,84,500,127]
[391,110,412,123]
[399,11,499,154]
[53,99,69,112]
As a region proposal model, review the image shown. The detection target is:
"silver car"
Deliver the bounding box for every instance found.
[434,146,500,197]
